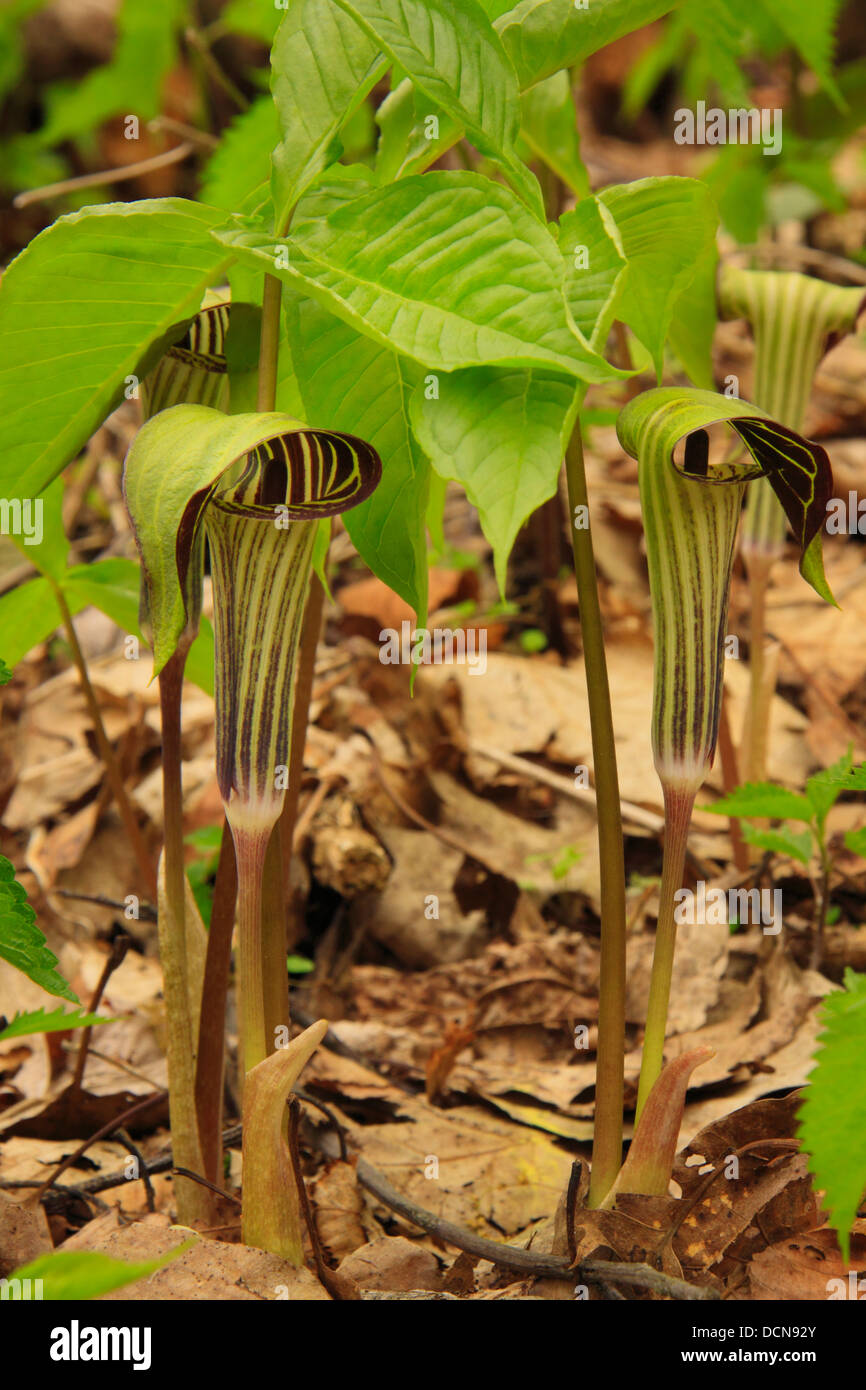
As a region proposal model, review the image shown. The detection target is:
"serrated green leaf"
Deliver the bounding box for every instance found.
[0,1006,111,1041]
[285,293,430,623]
[0,657,11,684]
[410,366,578,596]
[0,856,77,1002]
[0,199,235,498]
[333,0,543,215]
[201,95,278,215]
[270,0,388,229]
[843,826,866,859]
[740,823,814,865]
[702,781,815,822]
[822,762,866,792]
[37,0,184,147]
[215,172,624,383]
[799,969,866,1263]
[806,748,853,827]
[8,1242,194,1299]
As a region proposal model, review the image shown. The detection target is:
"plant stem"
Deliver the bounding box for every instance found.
[233,824,272,1075]
[635,786,696,1122]
[279,575,324,940]
[256,274,283,413]
[744,554,772,782]
[717,693,749,873]
[195,817,237,1183]
[156,646,215,1226]
[53,582,157,899]
[564,422,626,1207]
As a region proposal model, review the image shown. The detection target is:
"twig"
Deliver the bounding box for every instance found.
[13,144,195,208]
[71,934,130,1091]
[172,1166,240,1207]
[287,1099,359,1300]
[32,1091,168,1205]
[355,1156,718,1298]
[114,1128,155,1212]
[53,889,157,922]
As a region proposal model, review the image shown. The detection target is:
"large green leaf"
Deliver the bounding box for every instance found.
[215,172,623,382]
[411,367,578,595]
[598,177,719,378]
[0,199,235,498]
[9,477,67,581]
[701,781,814,822]
[799,968,866,1263]
[496,0,679,89]
[285,294,430,623]
[270,0,388,230]
[0,856,77,1002]
[333,0,542,215]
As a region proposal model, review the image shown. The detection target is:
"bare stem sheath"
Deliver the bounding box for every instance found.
[636,786,696,1121]
[564,423,626,1207]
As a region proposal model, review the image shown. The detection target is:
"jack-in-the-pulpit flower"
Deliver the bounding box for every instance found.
[617,386,834,1117]
[124,403,380,1257]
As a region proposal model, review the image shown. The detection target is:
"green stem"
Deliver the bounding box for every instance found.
[564,422,626,1208]
[635,786,696,1122]
[256,274,283,413]
[53,581,158,900]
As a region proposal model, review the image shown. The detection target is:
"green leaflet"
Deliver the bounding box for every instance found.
[374,0,676,182]
[597,177,719,379]
[799,968,866,1264]
[0,1006,110,1041]
[518,70,589,198]
[8,1244,193,1300]
[270,0,389,230]
[123,406,379,680]
[495,0,679,90]
[215,172,624,383]
[284,293,430,623]
[0,855,77,1003]
[410,368,579,596]
[617,387,833,789]
[718,265,864,560]
[36,0,183,146]
[0,199,235,498]
[332,0,544,216]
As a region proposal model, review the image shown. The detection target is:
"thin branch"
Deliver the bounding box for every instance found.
[13,144,195,208]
